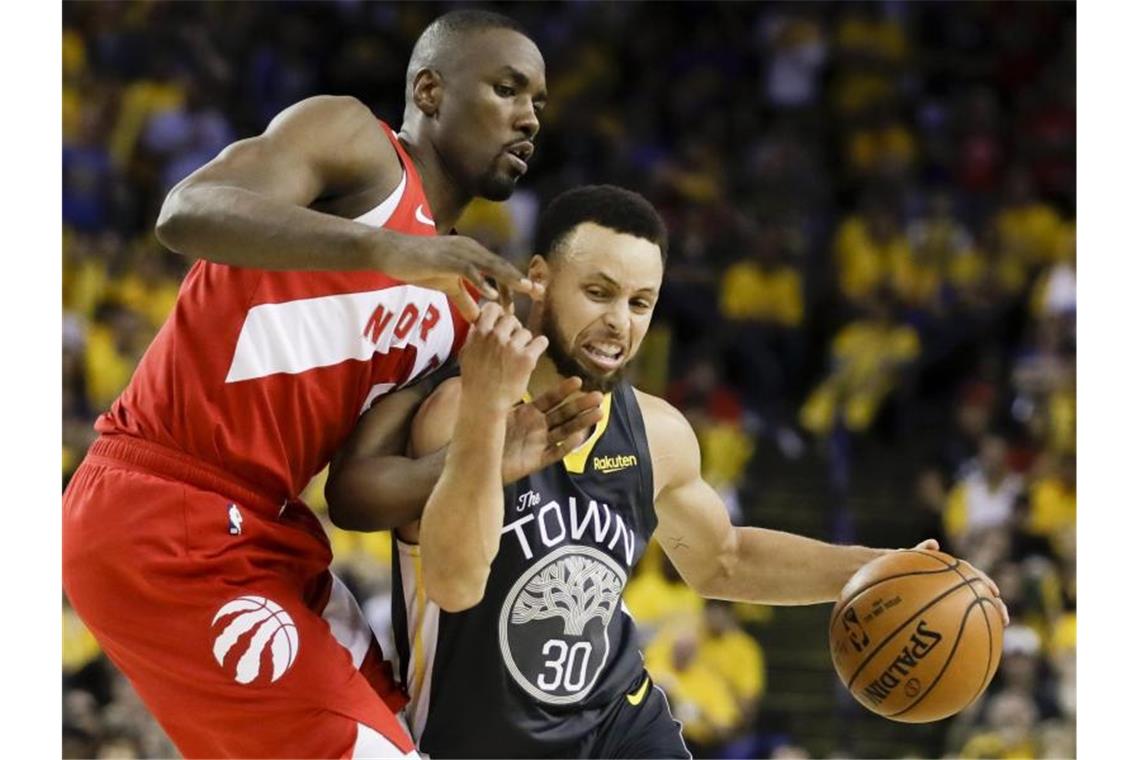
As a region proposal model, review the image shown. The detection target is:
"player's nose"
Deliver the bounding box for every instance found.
[515,100,539,140]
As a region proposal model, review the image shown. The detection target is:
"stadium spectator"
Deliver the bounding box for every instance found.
[943,433,1023,550]
[800,290,920,436]
[61,2,1075,756]
[646,618,741,757]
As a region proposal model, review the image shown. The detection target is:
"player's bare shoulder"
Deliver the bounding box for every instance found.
[173,94,402,213]
[266,95,403,203]
[632,388,701,498]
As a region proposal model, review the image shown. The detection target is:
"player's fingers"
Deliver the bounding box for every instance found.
[456,242,539,297]
[463,264,501,301]
[531,376,582,413]
[475,301,504,333]
[495,281,516,314]
[523,334,549,362]
[911,538,940,552]
[509,325,533,351]
[492,311,523,343]
[546,430,589,462]
[548,407,604,445]
[545,390,603,428]
[450,279,480,323]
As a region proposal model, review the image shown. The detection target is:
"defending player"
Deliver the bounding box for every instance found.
[328,185,1009,757]
[61,10,588,759]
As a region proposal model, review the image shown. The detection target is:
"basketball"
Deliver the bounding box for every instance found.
[829,550,1003,723]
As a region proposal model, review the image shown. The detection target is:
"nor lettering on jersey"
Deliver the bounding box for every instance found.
[225,286,453,384]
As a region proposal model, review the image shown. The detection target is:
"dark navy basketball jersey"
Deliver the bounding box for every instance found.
[391,381,657,758]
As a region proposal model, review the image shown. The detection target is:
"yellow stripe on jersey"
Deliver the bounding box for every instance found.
[519,389,614,474]
[562,392,612,474]
[408,543,427,700]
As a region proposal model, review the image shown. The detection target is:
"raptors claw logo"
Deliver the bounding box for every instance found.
[211,596,299,684]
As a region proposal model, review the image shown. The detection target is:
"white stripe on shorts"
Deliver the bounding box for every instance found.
[352,721,420,759]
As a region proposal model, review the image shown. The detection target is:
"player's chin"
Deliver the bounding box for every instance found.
[478,170,520,201]
[577,365,624,394]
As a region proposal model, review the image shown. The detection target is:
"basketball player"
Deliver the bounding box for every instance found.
[61,10,596,759]
[328,185,1009,758]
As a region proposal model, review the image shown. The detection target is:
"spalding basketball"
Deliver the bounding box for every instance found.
[829,550,1003,723]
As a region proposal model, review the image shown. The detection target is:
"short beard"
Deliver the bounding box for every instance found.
[476,168,517,201]
[540,307,625,394]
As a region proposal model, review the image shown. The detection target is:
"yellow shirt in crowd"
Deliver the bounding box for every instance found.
[833,217,910,303]
[719,261,804,327]
[1027,477,1076,538]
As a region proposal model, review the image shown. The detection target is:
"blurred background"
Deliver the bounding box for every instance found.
[62,1,1076,758]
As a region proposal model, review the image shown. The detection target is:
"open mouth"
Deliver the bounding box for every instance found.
[581,340,625,372]
[503,141,534,175]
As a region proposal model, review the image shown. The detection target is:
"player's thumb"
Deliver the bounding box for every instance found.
[451,278,480,323]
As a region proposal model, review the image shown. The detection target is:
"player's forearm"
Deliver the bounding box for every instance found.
[326,448,448,532]
[420,402,509,612]
[156,183,400,270]
[700,527,886,605]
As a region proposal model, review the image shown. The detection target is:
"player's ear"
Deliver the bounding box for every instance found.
[412,69,443,118]
[527,255,549,299]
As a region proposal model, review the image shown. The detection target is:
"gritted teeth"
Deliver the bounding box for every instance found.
[584,342,623,359]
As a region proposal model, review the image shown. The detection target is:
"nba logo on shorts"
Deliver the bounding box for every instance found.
[210,596,299,685]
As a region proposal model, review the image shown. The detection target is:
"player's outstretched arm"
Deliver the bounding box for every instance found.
[642,392,886,605]
[154,95,538,319]
[418,304,548,612]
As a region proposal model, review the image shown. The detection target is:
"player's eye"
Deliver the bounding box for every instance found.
[494,84,517,98]
[632,299,653,312]
[585,287,607,299]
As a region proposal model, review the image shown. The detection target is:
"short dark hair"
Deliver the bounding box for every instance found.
[407,10,531,92]
[535,185,669,261]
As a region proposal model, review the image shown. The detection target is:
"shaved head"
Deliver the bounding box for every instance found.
[406,10,531,100]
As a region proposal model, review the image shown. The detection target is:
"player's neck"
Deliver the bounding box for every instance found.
[528,356,593,404]
[528,356,563,399]
[396,131,470,232]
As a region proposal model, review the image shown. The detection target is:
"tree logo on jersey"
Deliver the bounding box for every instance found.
[210,596,299,685]
[499,545,627,705]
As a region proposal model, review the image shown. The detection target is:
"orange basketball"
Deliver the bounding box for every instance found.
[829,549,1003,723]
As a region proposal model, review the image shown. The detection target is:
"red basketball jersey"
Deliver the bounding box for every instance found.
[96,121,469,502]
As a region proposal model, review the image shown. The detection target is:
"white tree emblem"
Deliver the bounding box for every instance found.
[510,554,623,636]
[499,545,630,705]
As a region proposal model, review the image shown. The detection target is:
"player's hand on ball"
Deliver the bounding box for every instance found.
[459,303,547,412]
[502,376,603,484]
[906,539,1009,626]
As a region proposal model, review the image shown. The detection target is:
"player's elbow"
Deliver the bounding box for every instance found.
[155,182,201,254]
[691,530,742,599]
[324,480,407,533]
[423,564,490,613]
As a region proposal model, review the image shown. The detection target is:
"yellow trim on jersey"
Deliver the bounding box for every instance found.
[561,392,612,474]
[627,674,651,706]
[409,544,428,700]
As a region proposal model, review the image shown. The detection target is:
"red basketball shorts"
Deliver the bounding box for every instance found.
[62,436,416,759]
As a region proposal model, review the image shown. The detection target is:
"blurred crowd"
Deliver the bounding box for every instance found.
[62,2,1075,758]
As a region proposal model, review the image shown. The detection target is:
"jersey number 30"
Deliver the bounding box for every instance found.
[537,639,593,692]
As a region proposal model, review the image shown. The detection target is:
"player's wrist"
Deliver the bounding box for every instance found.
[362,227,413,273]
[457,383,515,417]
